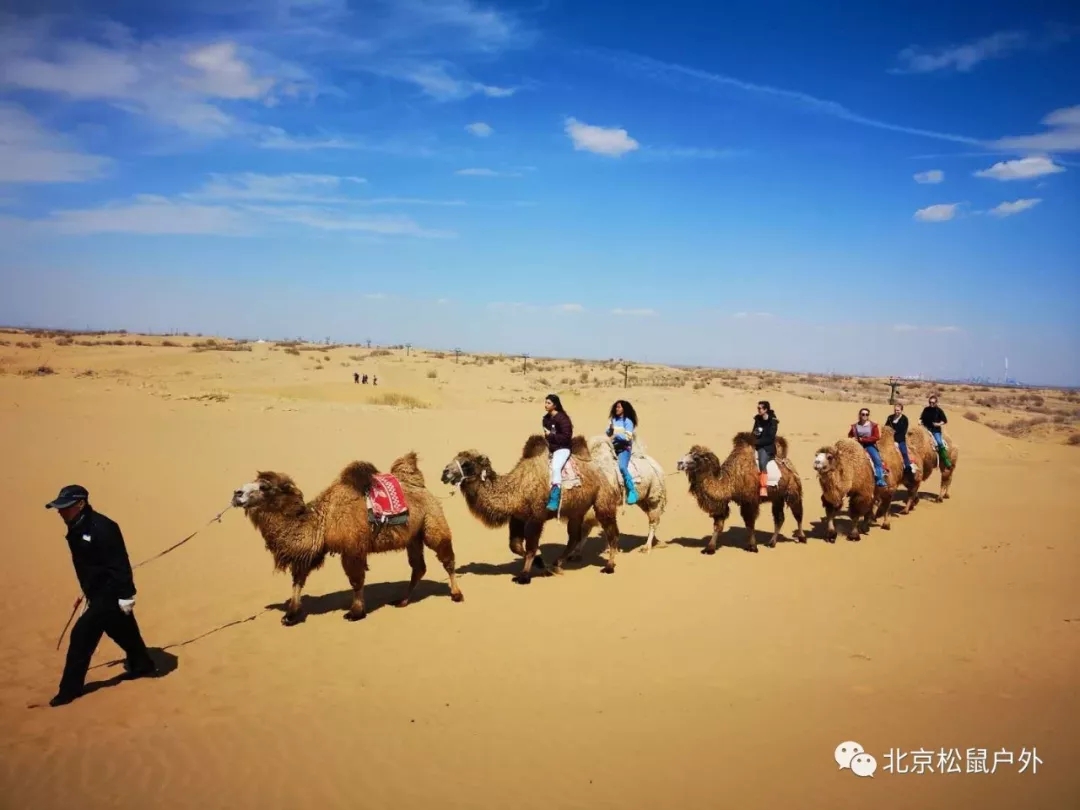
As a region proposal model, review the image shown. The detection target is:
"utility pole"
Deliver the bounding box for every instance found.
[366,338,372,350]
[453,348,462,363]
[888,377,900,405]
[405,343,411,357]
[522,353,529,374]
[622,362,631,389]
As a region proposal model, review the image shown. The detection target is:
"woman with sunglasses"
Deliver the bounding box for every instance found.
[849,407,887,488]
[752,400,778,497]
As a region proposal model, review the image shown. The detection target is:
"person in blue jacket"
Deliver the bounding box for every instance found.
[606,400,639,505]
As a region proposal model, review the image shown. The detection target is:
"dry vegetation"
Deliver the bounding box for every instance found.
[1,326,1076,444]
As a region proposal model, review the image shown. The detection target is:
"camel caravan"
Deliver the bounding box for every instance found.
[231,394,957,625]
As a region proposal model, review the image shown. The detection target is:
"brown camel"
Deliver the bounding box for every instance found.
[676,434,807,554]
[231,452,464,625]
[906,425,959,502]
[882,424,930,515]
[588,434,669,553]
[441,434,623,583]
[812,438,882,541]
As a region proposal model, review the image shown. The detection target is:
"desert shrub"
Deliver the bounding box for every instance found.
[1067,434,1080,446]
[21,365,55,377]
[370,392,428,409]
[369,349,392,357]
[964,412,979,422]
[427,369,437,379]
[284,347,301,356]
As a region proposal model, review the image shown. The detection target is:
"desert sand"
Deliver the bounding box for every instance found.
[1,332,1078,810]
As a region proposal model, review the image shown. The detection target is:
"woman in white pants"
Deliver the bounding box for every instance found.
[542,393,574,511]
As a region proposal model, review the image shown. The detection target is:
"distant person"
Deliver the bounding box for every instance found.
[353,372,359,384]
[849,408,887,488]
[919,394,951,469]
[542,393,573,512]
[362,374,368,384]
[885,403,913,472]
[45,485,157,707]
[752,400,778,497]
[372,376,378,386]
[605,400,639,505]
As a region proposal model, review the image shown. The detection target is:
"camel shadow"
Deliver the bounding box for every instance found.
[456,543,567,577]
[84,647,179,694]
[669,526,765,553]
[264,579,452,622]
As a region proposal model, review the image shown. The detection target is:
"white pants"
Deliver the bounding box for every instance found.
[550,448,571,487]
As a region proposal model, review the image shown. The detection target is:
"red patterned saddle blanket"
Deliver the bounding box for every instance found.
[366,473,409,525]
[560,457,582,489]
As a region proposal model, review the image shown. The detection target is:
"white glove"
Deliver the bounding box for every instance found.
[118,598,135,615]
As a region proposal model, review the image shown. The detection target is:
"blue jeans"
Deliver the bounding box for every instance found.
[865,444,885,482]
[897,441,911,469]
[756,447,773,471]
[930,431,946,449]
[617,448,631,478]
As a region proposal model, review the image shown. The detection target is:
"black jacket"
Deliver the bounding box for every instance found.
[753,413,778,450]
[543,411,573,452]
[65,506,137,602]
[920,406,948,431]
[885,413,909,442]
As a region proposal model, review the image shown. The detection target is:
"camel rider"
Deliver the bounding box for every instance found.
[919,395,952,469]
[606,399,639,506]
[849,408,887,488]
[752,401,778,497]
[542,393,573,511]
[885,403,914,472]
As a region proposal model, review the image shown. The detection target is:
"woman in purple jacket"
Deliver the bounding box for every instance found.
[542,393,573,511]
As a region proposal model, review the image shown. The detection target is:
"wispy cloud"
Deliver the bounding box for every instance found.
[991,106,1080,153]
[586,48,984,146]
[188,172,366,203]
[732,311,774,319]
[0,103,111,183]
[564,117,640,157]
[893,324,962,333]
[611,308,657,317]
[988,198,1041,217]
[555,303,584,313]
[639,146,741,161]
[465,121,493,137]
[454,167,522,177]
[22,195,252,236]
[890,31,1029,74]
[974,155,1065,180]
[914,203,959,222]
[384,61,516,101]
[914,169,944,184]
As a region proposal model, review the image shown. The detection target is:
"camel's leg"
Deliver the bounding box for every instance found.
[282,566,311,626]
[789,492,807,543]
[876,488,894,531]
[940,466,953,501]
[740,501,760,553]
[423,523,464,604]
[848,494,871,541]
[599,517,619,574]
[513,521,544,585]
[340,553,369,621]
[639,507,664,553]
[394,540,427,608]
[703,501,731,555]
[559,515,586,567]
[767,496,784,548]
[822,497,839,543]
[508,517,526,557]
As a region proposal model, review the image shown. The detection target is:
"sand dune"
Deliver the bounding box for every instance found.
[2,333,1078,809]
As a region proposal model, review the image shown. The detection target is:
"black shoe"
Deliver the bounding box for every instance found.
[49,691,81,707]
[124,661,159,680]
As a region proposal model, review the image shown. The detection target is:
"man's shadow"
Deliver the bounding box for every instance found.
[28,647,179,709]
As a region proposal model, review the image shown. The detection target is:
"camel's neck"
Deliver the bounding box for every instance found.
[459,471,521,527]
[689,466,735,509]
[245,502,320,565]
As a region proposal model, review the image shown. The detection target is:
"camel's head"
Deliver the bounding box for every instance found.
[441,451,492,486]
[813,447,838,475]
[232,471,304,511]
[676,445,717,474]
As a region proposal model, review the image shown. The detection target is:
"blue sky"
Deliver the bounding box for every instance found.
[1,0,1078,384]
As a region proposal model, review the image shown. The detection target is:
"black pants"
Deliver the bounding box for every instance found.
[58,599,154,696]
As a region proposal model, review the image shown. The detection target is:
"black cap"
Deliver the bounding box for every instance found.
[45,485,89,510]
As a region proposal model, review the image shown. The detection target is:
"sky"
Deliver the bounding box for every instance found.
[1,0,1078,385]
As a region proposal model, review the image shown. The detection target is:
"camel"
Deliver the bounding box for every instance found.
[865,427,908,530]
[812,438,881,541]
[906,425,959,502]
[231,452,464,625]
[586,434,669,554]
[882,424,932,515]
[440,434,623,583]
[676,434,807,554]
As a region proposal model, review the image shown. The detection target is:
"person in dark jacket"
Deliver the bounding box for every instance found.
[919,394,952,469]
[849,408,887,488]
[46,485,156,707]
[542,393,573,511]
[885,403,913,472]
[752,401,778,497]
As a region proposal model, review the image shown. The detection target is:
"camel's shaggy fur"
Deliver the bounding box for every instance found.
[676,433,807,554]
[232,452,463,625]
[441,434,623,583]
[587,434,669,554]
[812,438,880,542]
[881,425,928,515]
[906,425,959,502]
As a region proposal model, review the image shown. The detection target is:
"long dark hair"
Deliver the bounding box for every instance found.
[609,399,639,426]
[545,393,566,415]
[757,400,776,420]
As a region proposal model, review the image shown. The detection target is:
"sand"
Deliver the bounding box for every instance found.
[1,334,1078,810]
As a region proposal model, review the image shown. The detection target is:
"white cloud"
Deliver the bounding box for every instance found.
[611,308,657,317]
[188,172,367,202]
[46,195,251,235]
[891,31,1028,74]
[564,117,639,157]
[973,155,1066,180]
[454,167,521,177]
[389,62,515,101]
[992,105,1080,153]
[893,324,962,333]
[245,206,455,238]
[0,103,110,183]
[732,311,774,319]
[914,169,944,184]
[555,303,584,313]
[914,203,959,222]
[988,198,1041,217]
[465,121,493,137]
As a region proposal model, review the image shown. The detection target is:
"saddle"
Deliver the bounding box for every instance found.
[557,456,583,491]
[366,473,410,526]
